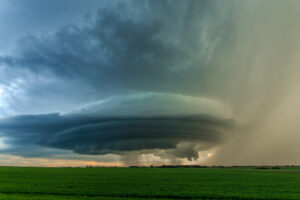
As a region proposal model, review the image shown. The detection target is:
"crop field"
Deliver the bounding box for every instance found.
[0,167,299,200]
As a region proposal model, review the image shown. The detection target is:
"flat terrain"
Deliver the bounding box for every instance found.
[0,167,299,200]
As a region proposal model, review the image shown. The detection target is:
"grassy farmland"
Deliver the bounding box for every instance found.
[0,167,299,200]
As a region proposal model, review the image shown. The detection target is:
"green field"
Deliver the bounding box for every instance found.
[0,167,299,200]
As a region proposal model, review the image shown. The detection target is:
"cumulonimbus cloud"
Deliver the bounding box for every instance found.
[0,93,234,160]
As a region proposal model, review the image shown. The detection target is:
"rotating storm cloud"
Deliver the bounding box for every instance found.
[0,0,300,166]
[0,93,234,163]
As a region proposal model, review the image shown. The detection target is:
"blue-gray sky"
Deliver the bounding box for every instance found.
[0,0,300,166]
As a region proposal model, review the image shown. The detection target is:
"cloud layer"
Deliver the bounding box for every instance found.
[0,0,230,115]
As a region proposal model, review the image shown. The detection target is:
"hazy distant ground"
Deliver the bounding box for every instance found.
[0,167,299,200]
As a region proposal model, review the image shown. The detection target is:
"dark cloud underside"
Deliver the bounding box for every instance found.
[0,114,233,155]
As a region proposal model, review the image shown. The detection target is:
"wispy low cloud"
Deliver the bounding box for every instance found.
[0,93,234,162]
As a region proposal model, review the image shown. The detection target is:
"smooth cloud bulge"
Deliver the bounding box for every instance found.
[68,93,232,118]
[0,93,234,161]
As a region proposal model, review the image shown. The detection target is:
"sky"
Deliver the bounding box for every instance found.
[0,0,300,166]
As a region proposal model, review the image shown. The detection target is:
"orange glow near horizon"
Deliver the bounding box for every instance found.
[0,155,124,167]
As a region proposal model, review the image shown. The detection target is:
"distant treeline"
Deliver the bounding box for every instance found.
[85,165,300,169]
[129,165,289,169]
